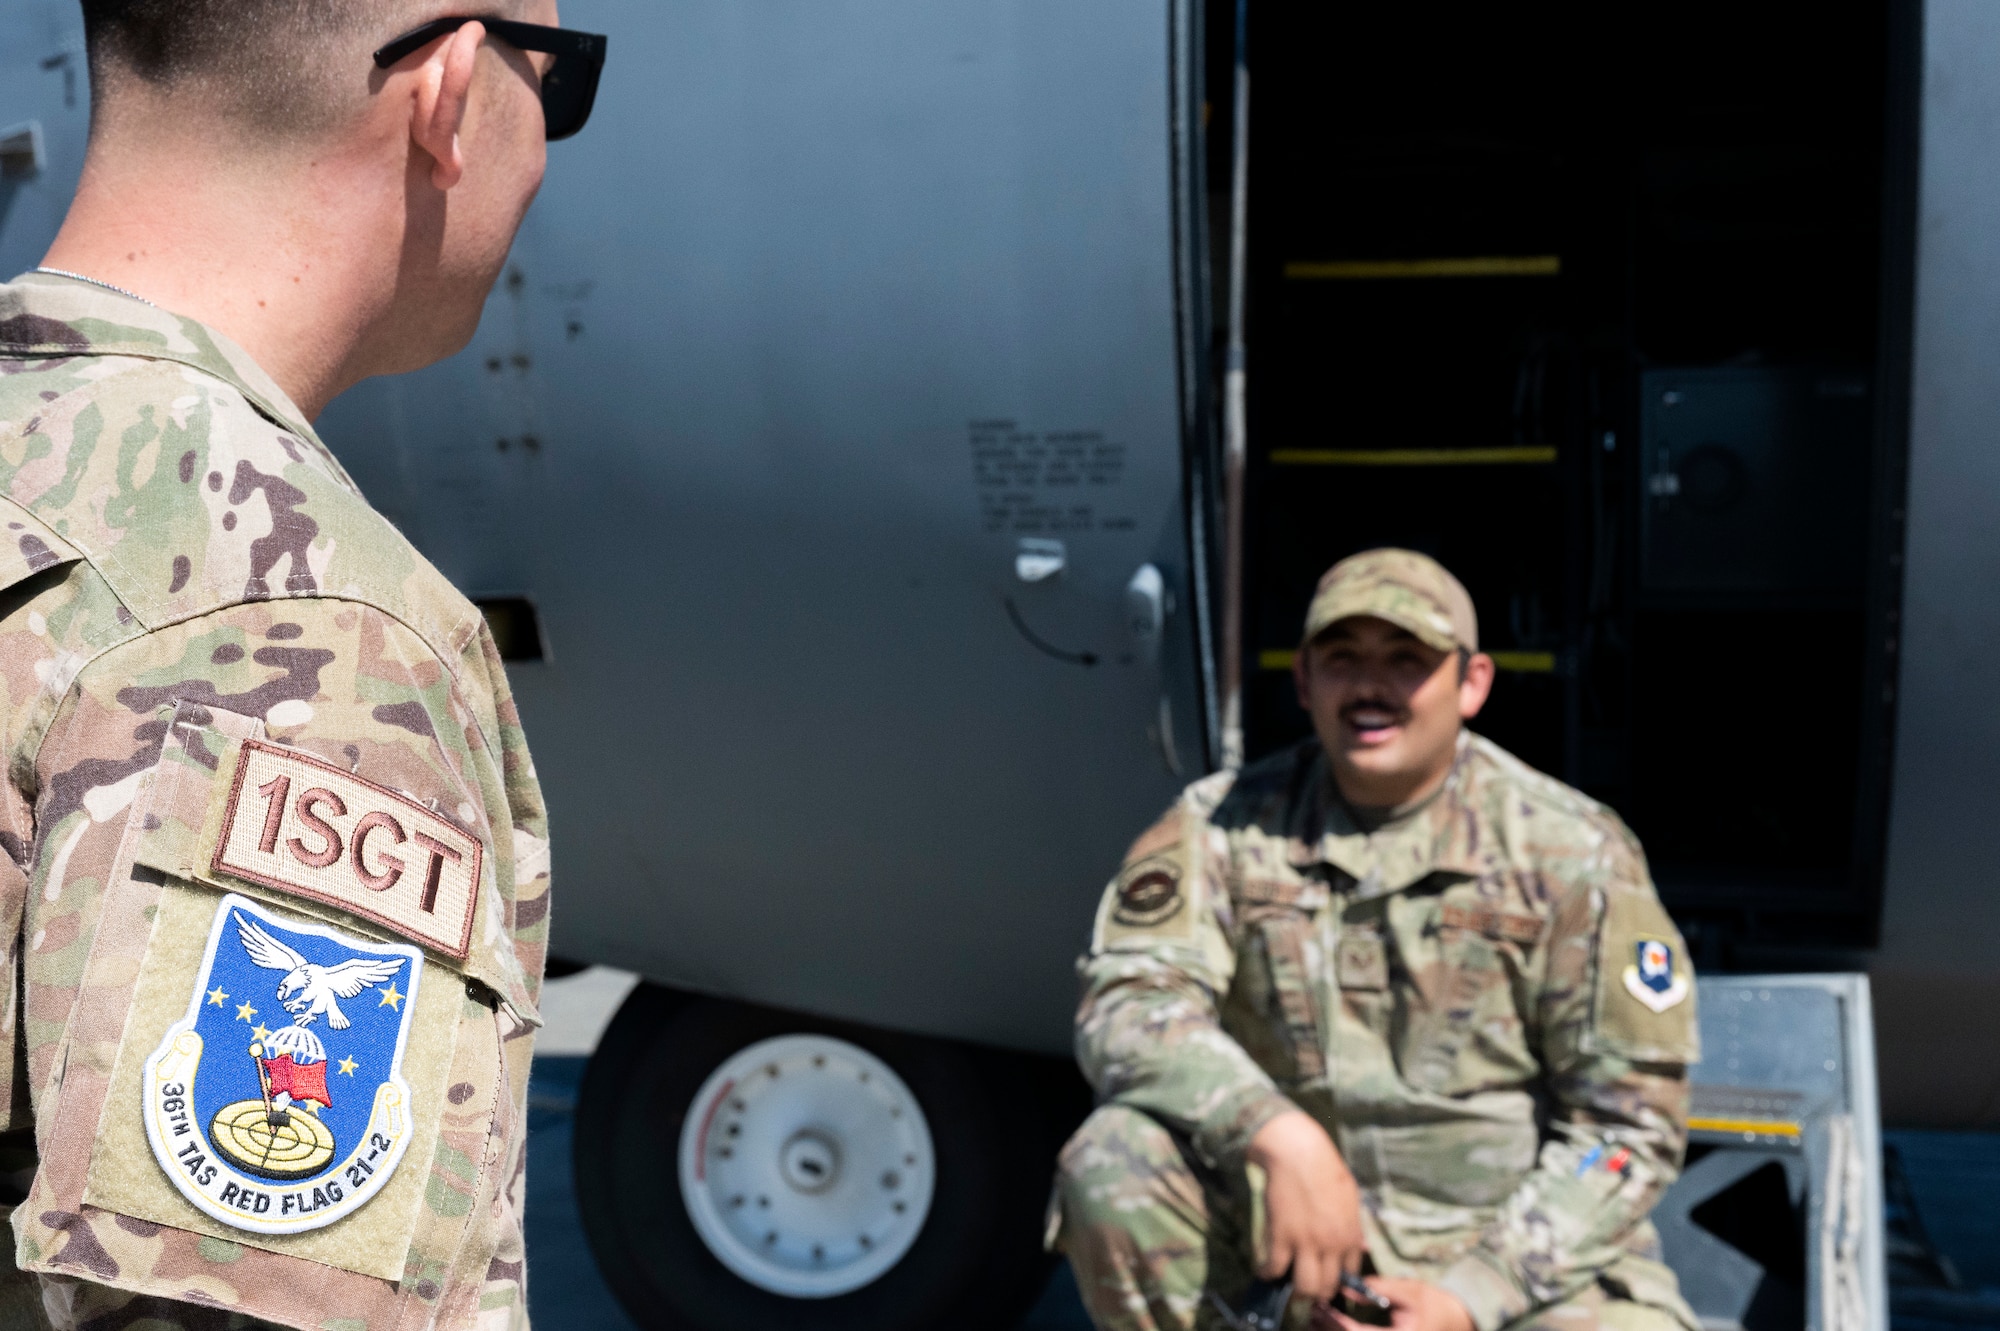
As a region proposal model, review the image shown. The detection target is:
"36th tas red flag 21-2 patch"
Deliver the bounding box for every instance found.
[142,893,425,1235]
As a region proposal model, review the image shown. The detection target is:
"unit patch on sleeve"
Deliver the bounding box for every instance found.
[142,893,425,1235]
[213,739,483,960]
[1622,938,1690,1013]
[1113,856,1185,928]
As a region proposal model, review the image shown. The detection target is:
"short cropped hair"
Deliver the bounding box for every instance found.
[80,0,420,137]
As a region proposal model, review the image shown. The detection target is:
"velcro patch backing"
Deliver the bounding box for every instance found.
[211,740,482,961]
[1588,887,1700,1064]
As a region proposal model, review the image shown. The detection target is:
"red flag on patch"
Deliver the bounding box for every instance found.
[262,1054,332,1108]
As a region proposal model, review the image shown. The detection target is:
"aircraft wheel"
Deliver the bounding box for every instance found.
[575,987,1059,1331]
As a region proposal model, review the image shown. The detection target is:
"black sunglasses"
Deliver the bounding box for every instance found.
[374,16,607,141]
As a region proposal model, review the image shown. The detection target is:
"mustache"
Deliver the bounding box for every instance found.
[1340,696,1409,724]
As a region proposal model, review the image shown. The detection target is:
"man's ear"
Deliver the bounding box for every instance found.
[1292,649,1312,711]
[411,22,485,190]
[1458,651,1496,719]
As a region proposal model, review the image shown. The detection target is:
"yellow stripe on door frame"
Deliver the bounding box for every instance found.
[1284,255,1562,280]
[1260,649,1557,674]
[1270,446,1558,467]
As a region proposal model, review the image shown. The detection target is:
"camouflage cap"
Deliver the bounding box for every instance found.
[1302,548,1478,652]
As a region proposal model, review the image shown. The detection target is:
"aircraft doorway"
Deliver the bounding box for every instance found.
[1228,0,1911,957]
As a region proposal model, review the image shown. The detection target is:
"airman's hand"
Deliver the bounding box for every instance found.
[1246,1109,1365,1303]
[1313,1277,1475,1331]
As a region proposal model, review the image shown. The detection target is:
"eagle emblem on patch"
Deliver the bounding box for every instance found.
[1113,857,1184,928]
[142,893,424,1234]
[1622,938,1689,1013]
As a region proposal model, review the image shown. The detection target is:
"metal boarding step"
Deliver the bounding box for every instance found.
[1655,975,1885,1331]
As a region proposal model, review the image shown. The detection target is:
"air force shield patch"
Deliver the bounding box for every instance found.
[143,893,425,1234]
[1621,937,1690,1014]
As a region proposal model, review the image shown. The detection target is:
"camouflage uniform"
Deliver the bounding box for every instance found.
[1054,556,1699,1331]
[0,272,550,1330]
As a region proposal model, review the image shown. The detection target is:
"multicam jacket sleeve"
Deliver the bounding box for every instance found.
[1433,849,1698,1331]
[0,274,552,1330]
[1073,772,1299,1172]
[5,587,548,1331]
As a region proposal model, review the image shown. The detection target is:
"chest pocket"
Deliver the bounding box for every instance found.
[1393,884,1545,1096]
[1234,877,1328,1084]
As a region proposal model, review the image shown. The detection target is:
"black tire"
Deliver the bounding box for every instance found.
[574,987,1063,1331]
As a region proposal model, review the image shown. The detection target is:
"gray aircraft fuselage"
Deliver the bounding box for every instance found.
[1,0,1993,1127]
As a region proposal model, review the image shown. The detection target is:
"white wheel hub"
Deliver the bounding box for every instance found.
[678,1034,935,1297]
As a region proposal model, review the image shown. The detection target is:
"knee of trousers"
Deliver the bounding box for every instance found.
[1508,1294,1693,1331]
[1054,1104,1210,1244]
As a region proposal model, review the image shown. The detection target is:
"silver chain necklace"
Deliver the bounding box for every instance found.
[31,266,156,307]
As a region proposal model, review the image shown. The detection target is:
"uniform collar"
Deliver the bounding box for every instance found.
[1287,732,1485,896]
[1,272,359,491]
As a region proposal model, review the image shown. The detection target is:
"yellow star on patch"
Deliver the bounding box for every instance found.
[378,982,403,1011]
[337,1056,358,1077]
[251,1024,273,1042]
[206,986,229,1008]
[235,1001,258,1023]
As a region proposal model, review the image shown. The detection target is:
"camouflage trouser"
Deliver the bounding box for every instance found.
[1052,1106,1687,1331]
[1052,1106,1263,1331]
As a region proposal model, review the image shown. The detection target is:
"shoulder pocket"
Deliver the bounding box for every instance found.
[1585,886,1700,1065]
[1093,806,1205,951]
[16,701,528,1324]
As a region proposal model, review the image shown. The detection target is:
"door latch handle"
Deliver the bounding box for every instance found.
[1126,563,1165,661]
[1015,538,1066,583]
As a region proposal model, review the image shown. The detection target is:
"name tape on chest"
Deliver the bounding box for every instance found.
[212,740,483,961]
[1439,902,1546,945]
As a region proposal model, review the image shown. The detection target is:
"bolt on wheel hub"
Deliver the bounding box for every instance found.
[779,1129,841,1194]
